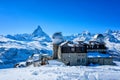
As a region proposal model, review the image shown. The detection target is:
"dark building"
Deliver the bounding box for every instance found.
[53,34,113,66]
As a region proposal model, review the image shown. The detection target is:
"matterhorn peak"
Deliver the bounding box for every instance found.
[32,25,51,42]
[36,25,43,31]
[32,25,43,37]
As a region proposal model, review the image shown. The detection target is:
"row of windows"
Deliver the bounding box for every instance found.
[61,45,106,53]
[61,47,87,53]
[77,58,86,63]
[85,45,106,49]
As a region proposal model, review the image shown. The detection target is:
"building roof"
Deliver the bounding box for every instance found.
[59,41,68,46]
[87,52,112,58]
[60,41,85,47]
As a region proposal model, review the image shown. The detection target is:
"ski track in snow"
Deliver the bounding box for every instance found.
[0,60,120,80]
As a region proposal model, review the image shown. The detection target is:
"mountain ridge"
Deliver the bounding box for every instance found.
[0,26,120,68]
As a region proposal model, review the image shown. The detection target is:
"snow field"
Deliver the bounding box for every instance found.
[0,60,120,80]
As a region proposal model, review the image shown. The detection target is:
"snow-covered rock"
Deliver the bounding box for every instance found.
[0,26,52,69]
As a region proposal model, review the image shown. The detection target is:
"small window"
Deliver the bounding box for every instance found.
[92,45,94,48]
[82,58,85,63]
[97,45,99,48]
[71,47,75,52]
[77,59,80,63]
[87,46,89,48]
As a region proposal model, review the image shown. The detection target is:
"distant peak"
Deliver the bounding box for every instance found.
[32,25,44,37]
[36,25,43,31]
[105,29,113,34]
[82,31,91,36]
[83,31,90,34]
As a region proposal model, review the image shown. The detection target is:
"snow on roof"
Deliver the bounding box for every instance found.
[87,52,112,58]
[67,43,74,47]
[60,41,68,46]
[60,41,86,47]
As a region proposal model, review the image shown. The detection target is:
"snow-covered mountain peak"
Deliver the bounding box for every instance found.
[32,26,51,42]
[5,25,51,42]
[32,25,44,37]
[82,31,91,36]
[105,29,113,34]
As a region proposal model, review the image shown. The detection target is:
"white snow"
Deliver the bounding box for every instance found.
[0,60,120,80]
[0,35,15,42]
[105,40,120,54]
[88,52,111,58]
[67,43,74,47]
[0,27,120,80]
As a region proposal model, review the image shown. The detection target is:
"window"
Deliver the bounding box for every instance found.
[87,46,89,48]
[82,58,85,63]
[81,47,85,52]
[97,45,99,48]
[71,47,75,52]
[77,59,80,63]
[76,47,81,53]
[61,47,71,53]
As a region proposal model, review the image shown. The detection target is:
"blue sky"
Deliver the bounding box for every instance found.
[0,0,120,36]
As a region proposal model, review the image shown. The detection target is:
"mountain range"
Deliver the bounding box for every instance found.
[0,26,120,68]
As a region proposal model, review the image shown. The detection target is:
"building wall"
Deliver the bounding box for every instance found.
[61,53,87,66]
[87,49,107,53]
[53,44,59,59]
[57,43,113,66]
[88,57,113,65]
[58,46,87,66]
[58,46,62,59]
[103,58,113,65]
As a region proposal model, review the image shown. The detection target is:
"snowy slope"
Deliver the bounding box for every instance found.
[0,26,52,69]
[64,31,93,42]
[0,26,120,69]
[0,60,120,80]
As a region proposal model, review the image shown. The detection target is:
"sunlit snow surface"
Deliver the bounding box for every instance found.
[0,60,120,80]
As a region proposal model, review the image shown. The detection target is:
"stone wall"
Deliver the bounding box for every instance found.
[88,57,113,65]
[53,44,59,59]
[61,53,87,66]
